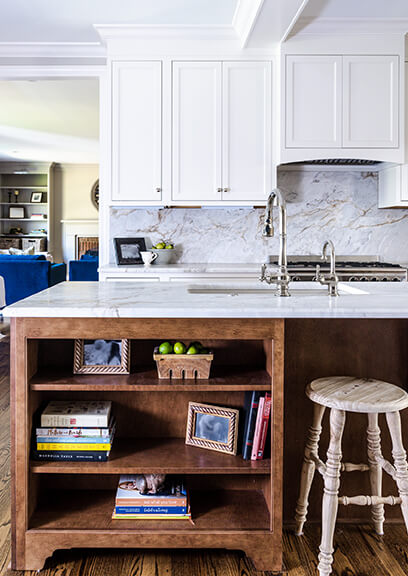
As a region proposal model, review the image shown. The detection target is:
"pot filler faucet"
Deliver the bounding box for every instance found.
[259,188,291,297]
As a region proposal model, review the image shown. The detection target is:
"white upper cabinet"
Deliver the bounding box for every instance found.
[286,55,342,148]
[172,61,272,204]
[343,56,399,148]
[112,61,162,203]
[283,53,401,162]
[172,62,222,202]
[222,62,271,202]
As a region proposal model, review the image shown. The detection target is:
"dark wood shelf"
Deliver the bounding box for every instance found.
[30,366,271,392]
[29,489,270,532]
[30,437,270,475]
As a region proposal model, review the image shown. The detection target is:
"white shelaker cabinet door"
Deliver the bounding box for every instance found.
[112,62,162,203]
[286,55,342,148]
[222,62,271,202]
[343,55,399,148]
[172,62,222,202]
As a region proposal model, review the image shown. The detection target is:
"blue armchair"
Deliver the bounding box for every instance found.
[69,251,99,281]
[0,254,66,306]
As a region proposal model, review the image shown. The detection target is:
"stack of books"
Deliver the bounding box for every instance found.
[34,400,114,462]
[112,475,191,520]
[241,391,272,460]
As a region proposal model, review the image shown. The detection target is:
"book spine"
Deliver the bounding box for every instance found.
[115,506,187,515]
[37,442,111,451]
[33,451,109,462]
[40,415,110,428]
[251,396,265,461]
[116,498,187,507]
[36,427,112,437]
[112,513,191,520]
[36,436,113,444]
[242,391,262,460]
[255,392,271,460]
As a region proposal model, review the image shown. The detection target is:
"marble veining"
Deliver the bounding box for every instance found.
[4,280,408,318]
[109,170,408,264]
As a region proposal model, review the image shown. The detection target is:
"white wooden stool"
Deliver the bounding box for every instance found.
[295,376,408,576]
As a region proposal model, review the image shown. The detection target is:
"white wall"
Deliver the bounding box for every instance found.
[53,163,99,261]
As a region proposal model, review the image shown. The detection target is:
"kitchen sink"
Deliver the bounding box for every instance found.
[188,282,369,296]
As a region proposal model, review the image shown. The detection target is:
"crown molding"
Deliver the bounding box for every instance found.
[232,0,265,48]
[291,17,408,37]
[0,42,105,59]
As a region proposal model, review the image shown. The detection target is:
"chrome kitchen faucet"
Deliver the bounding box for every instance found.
[259,188,291,297]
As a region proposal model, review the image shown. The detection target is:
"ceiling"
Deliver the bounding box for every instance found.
[0,79,99,163]
[0,0,238,43]
[301,0,408,19]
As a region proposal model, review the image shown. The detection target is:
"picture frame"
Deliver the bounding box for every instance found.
[8,206,25,219]
[185,402,239,456]
[73,339,131,374]
[30,192,43,203]
[114,237,146,265]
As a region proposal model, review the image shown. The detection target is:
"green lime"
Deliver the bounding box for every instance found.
[186,345,199,355]
[156,242,166,249]
[173,341,186,354]
[190,341,203,350]
[165,244,174,249]
[158,341,173,355]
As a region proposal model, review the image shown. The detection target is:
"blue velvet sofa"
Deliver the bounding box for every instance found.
[0,254,67,306]
[69,251,99,282]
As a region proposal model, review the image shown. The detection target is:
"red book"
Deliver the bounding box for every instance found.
[251,396,265,461]
[255,392,271,460]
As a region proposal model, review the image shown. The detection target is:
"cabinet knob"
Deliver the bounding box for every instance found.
[156,187,162,194]
[217,188,222,194]
[223,187,230,193]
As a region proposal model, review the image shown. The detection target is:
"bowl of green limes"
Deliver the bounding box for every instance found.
[151,240,175,264]
[153,341,213,379]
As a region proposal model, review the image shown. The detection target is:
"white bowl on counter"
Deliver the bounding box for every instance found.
[151,248,175,264]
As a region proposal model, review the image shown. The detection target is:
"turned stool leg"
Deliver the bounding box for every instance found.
[386,411,408,533]
[318,408,346,576]
[367,413,385,535]
[295,403,326,535]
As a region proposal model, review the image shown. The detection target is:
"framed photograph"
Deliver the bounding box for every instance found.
[8,206,25,219]
[185,402,239,456]
[74,339,130,374]
[114,237,146,265]
[30,192,43,203]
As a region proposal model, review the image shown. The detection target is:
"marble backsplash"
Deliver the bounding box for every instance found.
[110,170,408,264]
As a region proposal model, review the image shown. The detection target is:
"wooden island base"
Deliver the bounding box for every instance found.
[11,317,284,572]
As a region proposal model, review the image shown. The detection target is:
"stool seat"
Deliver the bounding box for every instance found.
[306,376,408,413]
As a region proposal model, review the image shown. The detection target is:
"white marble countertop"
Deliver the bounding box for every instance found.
[99,263,262,275]
[3,280,408,318]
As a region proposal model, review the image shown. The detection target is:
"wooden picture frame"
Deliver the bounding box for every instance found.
[73,339,130,374]
[114,237,146,265]
[185,402,239,455]
[30,192,43,203]
[8,206,25,219]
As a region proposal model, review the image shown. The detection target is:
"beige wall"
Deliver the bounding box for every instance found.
[53,163,99,262]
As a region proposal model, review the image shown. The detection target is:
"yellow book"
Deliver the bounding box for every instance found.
[36,443,111,451]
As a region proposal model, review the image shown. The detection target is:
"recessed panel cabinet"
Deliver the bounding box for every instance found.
[172,61,272,204]
[284,54,400,161]
[111,61,162,203]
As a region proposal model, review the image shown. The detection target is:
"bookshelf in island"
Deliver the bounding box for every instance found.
[10,317,284,573]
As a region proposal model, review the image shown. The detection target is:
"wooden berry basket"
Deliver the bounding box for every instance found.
[153,349,213,379]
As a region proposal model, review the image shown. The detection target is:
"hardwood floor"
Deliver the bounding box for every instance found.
[0,341,407,576]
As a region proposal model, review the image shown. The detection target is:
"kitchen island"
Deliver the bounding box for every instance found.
[4,281,408,572]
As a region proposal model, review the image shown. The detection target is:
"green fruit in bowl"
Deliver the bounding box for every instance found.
[190,341,203,350]
[186,345,199,355]
[158,341,173,355]
[155,242,166,249]
[173,341,186,354]
[165,244,174,249]
[200,347,209,354]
